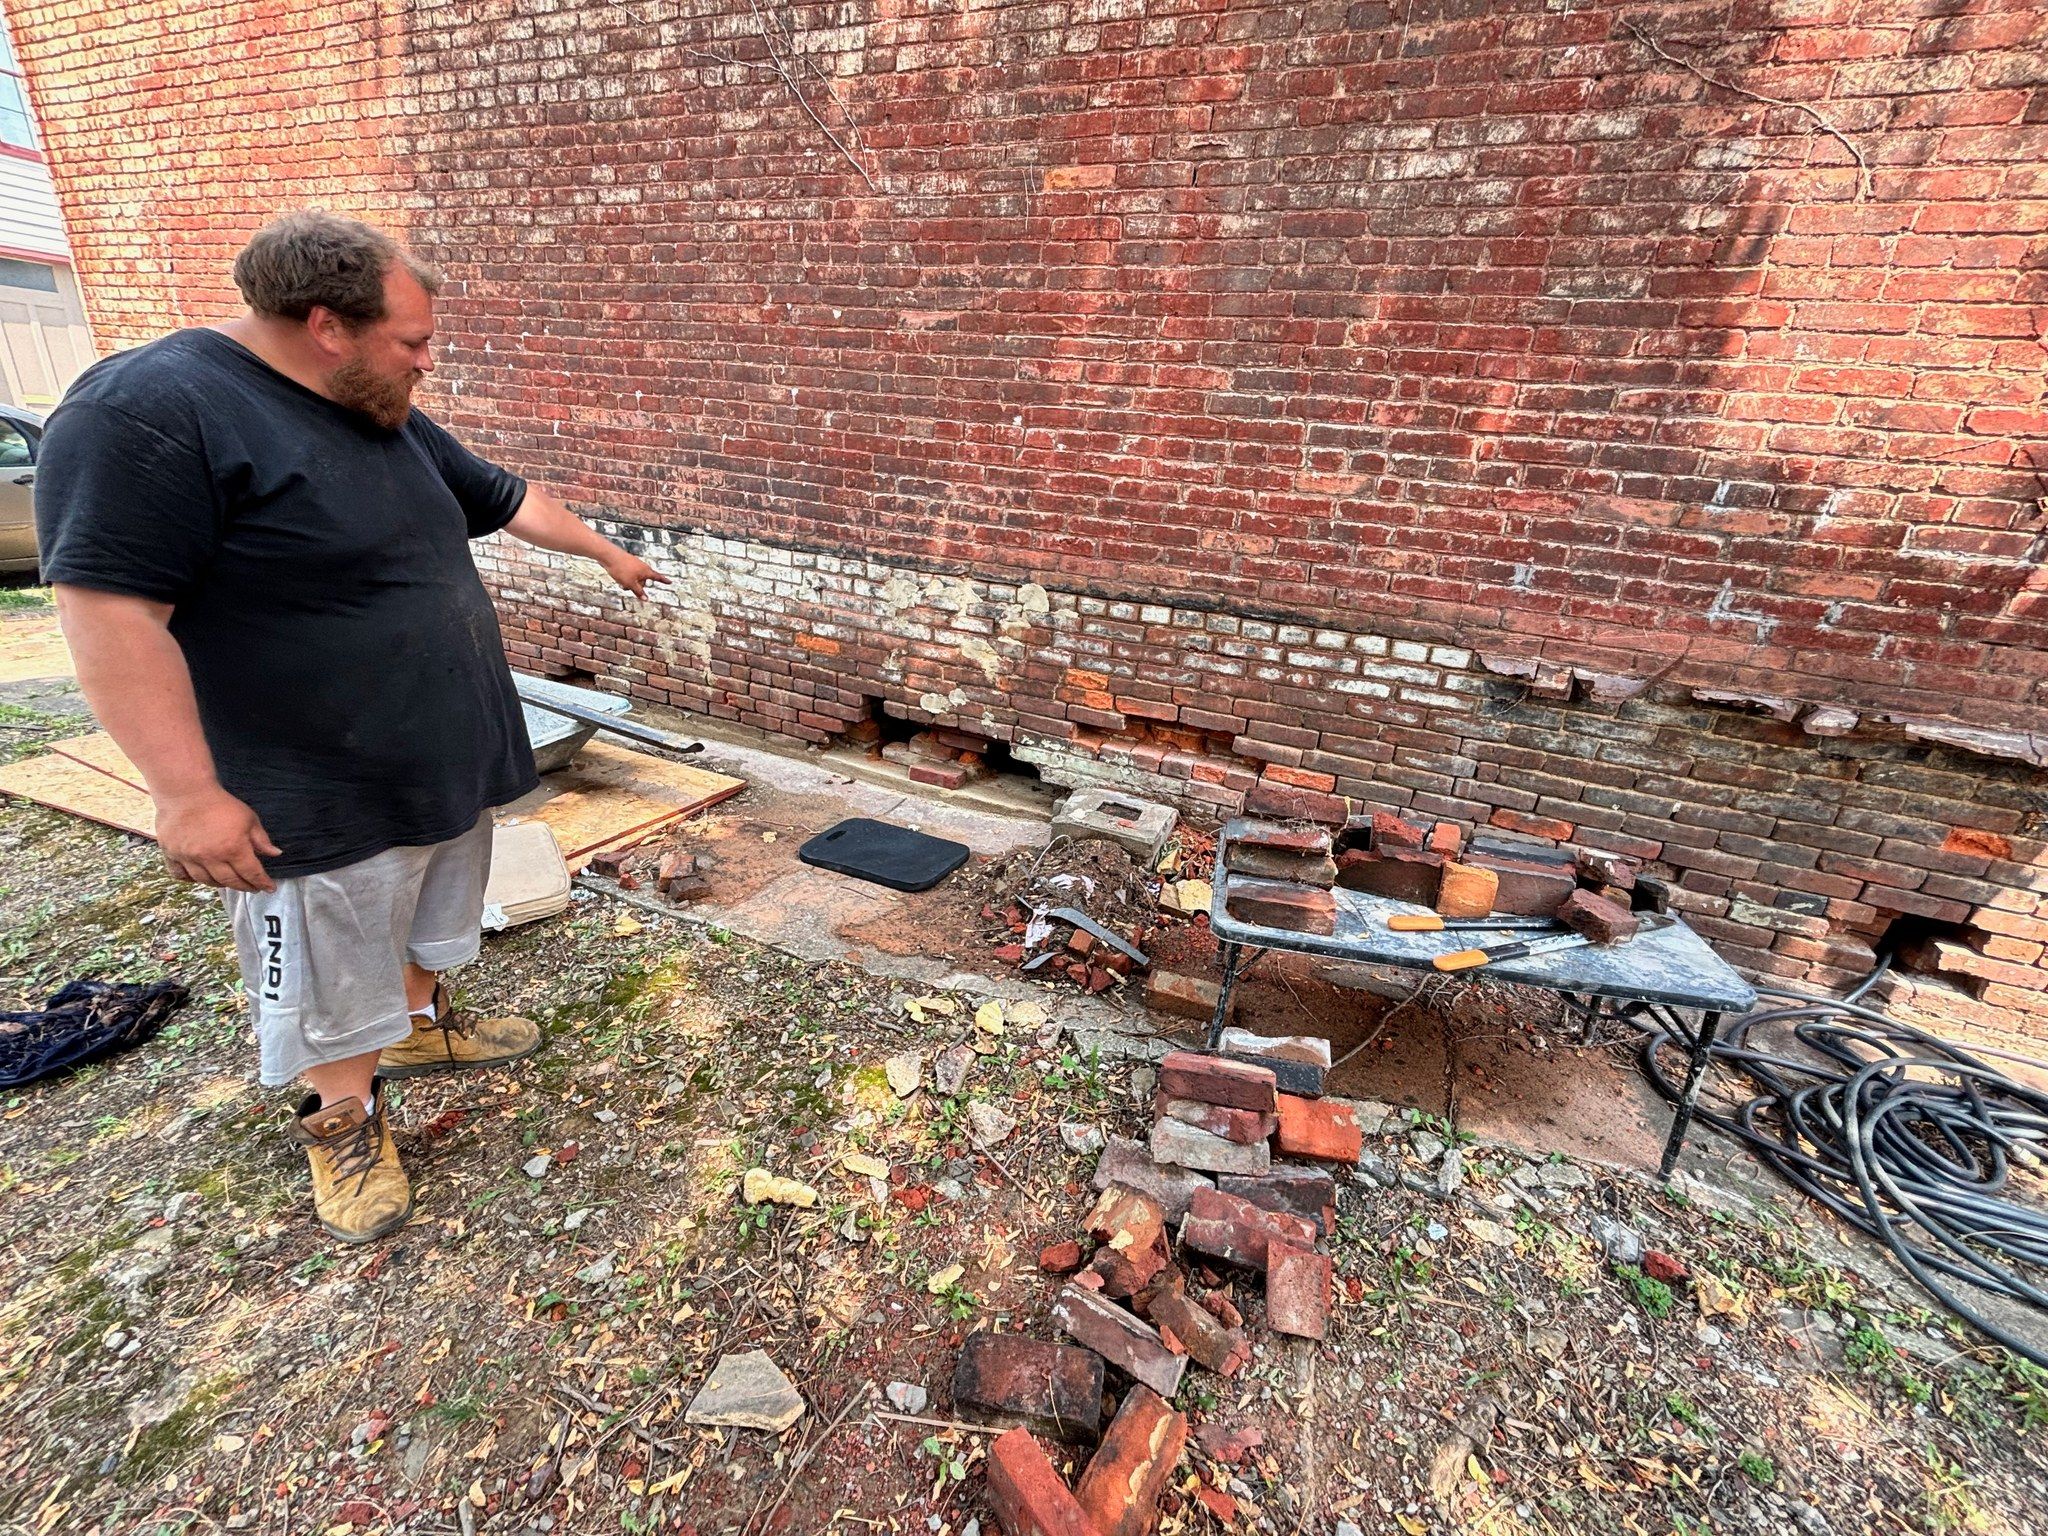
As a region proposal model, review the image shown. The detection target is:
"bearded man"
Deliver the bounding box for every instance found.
[35,211,666,1242]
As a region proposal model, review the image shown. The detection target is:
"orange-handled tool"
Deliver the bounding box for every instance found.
[1433,929,1595,971]
[1388,914,1559,933]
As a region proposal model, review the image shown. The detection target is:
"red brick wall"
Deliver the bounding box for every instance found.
[14,0,2048,1029]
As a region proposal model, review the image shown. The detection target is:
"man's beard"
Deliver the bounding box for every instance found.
[328,358,419,430]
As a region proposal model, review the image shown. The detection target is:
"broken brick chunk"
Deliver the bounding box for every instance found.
[1556,888,1641,944]
[1274,1094,1363,1165]
[1075,1385,1189,1536]
[1145,970,1223,1021]
[1039,1240,1087,1276]
[908,760,970,790]
[1265,1242,1333,1340]
[986,1427,1098,1536]
[1145,1276,1251,1378]
[586,847,633,879]
[953,1333,1104,1443]
[1427,821,1464,857]
[1085,1185,1167,1260]
[1435,862,1498,919]
[1643,1250,1689,1283]
[1051,1284,1188,1399]
[1087,1235,1171,1301]
[1157,1051,1278,1114]
[1179,1188,1318,1271]
[1155,1095,1276,1146]
[1575,848,1639,889]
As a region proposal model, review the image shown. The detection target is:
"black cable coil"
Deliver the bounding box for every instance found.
[1636,955,2048,1368]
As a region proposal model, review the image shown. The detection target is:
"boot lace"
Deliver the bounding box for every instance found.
[321,1113,385,1196]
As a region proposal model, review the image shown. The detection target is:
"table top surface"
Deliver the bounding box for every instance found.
[1209,821,1758,1014]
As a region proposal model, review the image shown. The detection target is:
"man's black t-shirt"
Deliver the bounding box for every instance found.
[35,328,538,879]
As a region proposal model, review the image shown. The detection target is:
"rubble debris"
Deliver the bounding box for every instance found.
[683,1350,806,1432]
[1040,1240,1087,1275]
[1155,1096,1275,1146]
[1194,1422,1264,1465]
[1144,969,1223,1021]
[933,1042,976,1096]
[1059,1121,1105,1156]
[1093,1137,1214,1223]
[1435,861,1498,918]
[966,1100,1019,1148]
[883,1051,924,1098]
[1274,1094,1363,1165]
[1051,788,1178,866]
[953,1332,1105,1443]
[1223,876,1338,935]
[1086,1186,1169,1261]
[1052,1283,1188,1399]
[885,1381,928,1414]
[1179,1188,1318,1271]
[1151,1116,1272,1176]
[1265,1242,1332,1340]
[1073,1384,1188,1536]
[1146,1273,1251,1376]
[1556,888,1641,944]
[986,1426,1098,1536]
[1157,1051,1278,1114]
[1574,849,1638,890]
[656,848,710,901]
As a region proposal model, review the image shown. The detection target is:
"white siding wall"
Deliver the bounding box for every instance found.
[0,152,67,260]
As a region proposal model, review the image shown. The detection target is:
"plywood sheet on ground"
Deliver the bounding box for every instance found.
[506,738,744,867]
[0,616,73,684]
[0,751,157,837]
[49,732,147,791]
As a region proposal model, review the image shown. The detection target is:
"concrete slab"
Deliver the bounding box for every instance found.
[1050,787,1176,866]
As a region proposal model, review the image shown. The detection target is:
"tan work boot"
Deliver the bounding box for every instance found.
[292,1091,413,1244]
[377,982,541,1079]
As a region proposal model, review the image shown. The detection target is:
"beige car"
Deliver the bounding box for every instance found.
[0,402,43,574]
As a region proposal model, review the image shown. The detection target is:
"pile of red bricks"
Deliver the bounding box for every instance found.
[984,900,1151,997]
[955,1042,1357,1531]
[874,724,996,792]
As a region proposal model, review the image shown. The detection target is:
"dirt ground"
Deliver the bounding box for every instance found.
[2,595,2047,1536]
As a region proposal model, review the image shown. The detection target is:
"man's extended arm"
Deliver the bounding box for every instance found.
[503,486,669,598]
[52,585,280,892]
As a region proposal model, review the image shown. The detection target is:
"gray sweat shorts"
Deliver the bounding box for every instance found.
[225,815,495,1086]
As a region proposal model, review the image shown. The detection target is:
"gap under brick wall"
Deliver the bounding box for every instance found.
[475,522,2048,1039]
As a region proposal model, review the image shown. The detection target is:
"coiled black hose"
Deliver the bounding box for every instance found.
[1634,965,2048,1368]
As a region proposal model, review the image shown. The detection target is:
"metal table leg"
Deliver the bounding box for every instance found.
[1206,939,1244,1049]
[1658,1008,1723,1181]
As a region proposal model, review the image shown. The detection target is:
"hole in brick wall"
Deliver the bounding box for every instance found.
[862,696,920,748]
[553,666,599,689]
[842,696,1044,790]
[1882,915,1978,975]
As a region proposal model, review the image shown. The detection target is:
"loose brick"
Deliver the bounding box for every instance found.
[1216,1049,1326,1098]
[1214,1028,1332,1069]
[1157,1051,1278,1113]
[1155,1096,1276,1145]
[953,1333,1104,1443]
[1145,970,1223,1021]
[986,1428,1097,1536]
[1233,821,1333,855]
[1435,862,1499,918]
[1333,849,1444,905]
[1244,781,1351,825]
[1217,1166,1338,1236]
[1224,877,1338,935]
[1085,1185,1168,1264]
[1151,1116,1271,1176]
[1092,1137,1214,1224]
[1273,1094,1363,1164]
[1265,1242,1333,1340]
[1466,848,1579,916]
[1051,1284,1188,1399]
[1556,888,1641,944]
[1039,1240,1086,1276]
[1074,1385,1188,1536]
[1179,1187,1319,1271]
[1223,842,1339,885]
[1147,1277,1252,1377]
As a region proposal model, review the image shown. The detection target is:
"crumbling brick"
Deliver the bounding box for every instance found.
[1232,821,1333,855]
[1074,1385,1189,1536]
[1085,1185,1168,1263]
[1371,809,1429,851]
[1265,1242,1332,1340]
[1466,846,1578,916]
[1144,1273,1252,1378]
[1217,1167,1337,1235]
[1214,1027,1332,1068]
[986,1427,1098,1536]
[1052,1283,1188,1399]
[953,1332,1104,1443]
[1155,1096,1276,1146]
[1039,1240,1086,1275]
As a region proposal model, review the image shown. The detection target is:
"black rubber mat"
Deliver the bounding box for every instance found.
[798,817,970,892]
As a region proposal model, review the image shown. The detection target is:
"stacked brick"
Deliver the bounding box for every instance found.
[14,0,2048,1035]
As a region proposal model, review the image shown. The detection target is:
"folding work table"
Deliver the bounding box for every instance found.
[1207,819,1758,1180]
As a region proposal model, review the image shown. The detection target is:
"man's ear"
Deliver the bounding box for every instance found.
[303,305,357,361]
